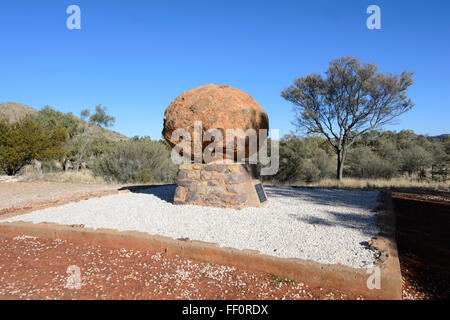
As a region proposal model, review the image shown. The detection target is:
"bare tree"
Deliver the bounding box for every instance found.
[282,56,414,180]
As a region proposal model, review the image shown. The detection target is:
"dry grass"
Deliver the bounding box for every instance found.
[20,168,106,184]
[292,177,450,191]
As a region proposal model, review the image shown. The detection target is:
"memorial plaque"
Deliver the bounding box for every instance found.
[254,183,267,203]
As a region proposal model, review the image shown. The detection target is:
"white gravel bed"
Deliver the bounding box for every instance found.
[2,186,381,268]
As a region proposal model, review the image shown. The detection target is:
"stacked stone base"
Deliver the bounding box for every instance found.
[174,163,268,209]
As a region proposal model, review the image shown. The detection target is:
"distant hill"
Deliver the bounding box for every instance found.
[0,102,128,141]
[0,102,38,123]
[429,134,449,140]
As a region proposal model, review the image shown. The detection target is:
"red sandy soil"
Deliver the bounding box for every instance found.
[392,191,450,300]
[0,232,363,300]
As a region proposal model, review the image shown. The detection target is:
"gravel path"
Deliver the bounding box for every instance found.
[1,186,381,269]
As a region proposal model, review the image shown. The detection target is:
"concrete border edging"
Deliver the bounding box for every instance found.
[0,189,402,299]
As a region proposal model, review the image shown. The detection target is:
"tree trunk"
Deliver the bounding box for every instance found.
[336,148,346,180]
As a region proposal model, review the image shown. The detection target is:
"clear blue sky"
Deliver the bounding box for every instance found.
[0,0,449,139]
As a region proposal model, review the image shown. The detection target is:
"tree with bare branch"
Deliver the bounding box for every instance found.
[281,56,414,180]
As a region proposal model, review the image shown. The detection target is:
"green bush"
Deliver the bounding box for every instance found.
[92,137,177,183]
[272,135,335,183]
[401,145,433,176]
[0,117,67,175]
[31,106,79,138]
[346,146,396,179]
[268,129,449,184]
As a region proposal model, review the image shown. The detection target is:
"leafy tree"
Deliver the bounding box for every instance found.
[89,104,115,127]
[80,109,90,121]
[31,106,79,138]
[443,136,450,163]
[401,145,432,176]
[0,117,67,175]
[272,135,334,183]
[275,135,305,182]
[281,56,414,179]
[396,130,416,150]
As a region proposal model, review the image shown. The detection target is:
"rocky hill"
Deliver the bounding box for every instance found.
[0,102,38,123]
[0,102,128,141]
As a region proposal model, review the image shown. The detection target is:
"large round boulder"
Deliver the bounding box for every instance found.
[162,84,269,162]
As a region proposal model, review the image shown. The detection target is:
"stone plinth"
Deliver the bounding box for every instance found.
[174,162,268,209]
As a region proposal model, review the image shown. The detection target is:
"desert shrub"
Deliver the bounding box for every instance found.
[396,130,417,150]
[310,148,335,179]
[87,136,116,157]
[271,135,334,183]
[31,106,79,138]
[0,117,67,175]
[64,134,117,171]
[273,135,304,182]
[375,140,402,167]
[266,129,449,184]
[345,146,396,179]
[40,160,64,173]
[299,159,321,182]
[92,137,177,183]
[401,145,433,176]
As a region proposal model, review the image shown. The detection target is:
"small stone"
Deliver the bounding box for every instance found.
[204,164,227,172]
[200,171,213,180]
[226,172,249,184]
[174,187,186,201]
[177,180,197,192]
[201,195,220,204]
[185,192,199,202]
[196,182,208,194]
[178,170,200,180]
[207,187,224,195]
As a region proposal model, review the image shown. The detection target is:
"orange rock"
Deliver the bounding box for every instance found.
[162,84,269,162]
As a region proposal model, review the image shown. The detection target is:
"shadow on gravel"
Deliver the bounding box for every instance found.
[118,184,176,204]
[288,210,379,238]
[265,186,379,210]
[119,185,379,213]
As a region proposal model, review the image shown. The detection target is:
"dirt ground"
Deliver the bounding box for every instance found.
[1,181,448,300]
[0,232,363,300]
[392,191,450,300]
[0,182,121,212]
